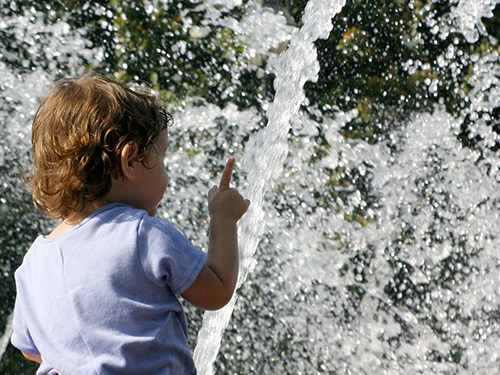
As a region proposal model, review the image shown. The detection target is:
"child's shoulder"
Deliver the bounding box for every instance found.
[98,203,176,236]
[85,203,156,225]
[41,203,147,242]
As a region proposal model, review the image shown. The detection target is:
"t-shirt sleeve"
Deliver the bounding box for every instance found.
[137,215,207,294]
[11,272,40,355]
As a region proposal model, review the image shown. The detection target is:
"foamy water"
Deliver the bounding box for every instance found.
[1,1,500,374]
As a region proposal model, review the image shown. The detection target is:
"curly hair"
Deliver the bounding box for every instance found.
[28,73,172,219]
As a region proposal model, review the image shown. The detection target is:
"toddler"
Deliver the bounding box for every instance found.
[11,74,249,374]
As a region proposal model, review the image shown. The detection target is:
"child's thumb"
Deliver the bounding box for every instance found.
[208,185,218,200]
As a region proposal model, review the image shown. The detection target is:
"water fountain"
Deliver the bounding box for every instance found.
[1,0,500,374]
[192,1,346,373]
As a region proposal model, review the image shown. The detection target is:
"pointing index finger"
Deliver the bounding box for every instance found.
[219,157,235,191]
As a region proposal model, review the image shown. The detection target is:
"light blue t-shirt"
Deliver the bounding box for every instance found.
[11,203,207,375]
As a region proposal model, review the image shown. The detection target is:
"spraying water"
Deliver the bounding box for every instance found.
[1,0,500,374]
[192,0,346,373]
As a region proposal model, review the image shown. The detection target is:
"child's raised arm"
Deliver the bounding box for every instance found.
[181,157,250,310]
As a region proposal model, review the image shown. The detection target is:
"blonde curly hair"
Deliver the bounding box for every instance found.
[28,73,171,219]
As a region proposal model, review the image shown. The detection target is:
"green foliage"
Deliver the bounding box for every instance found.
[110,1,247,106]
[0,343,38,374]
[306,0,495,142]
[1,0,500,373]
[1,0,262,109]
[261,0,500,144]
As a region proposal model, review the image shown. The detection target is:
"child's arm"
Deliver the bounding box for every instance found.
[181,158,250,310]
[21,351,42,364]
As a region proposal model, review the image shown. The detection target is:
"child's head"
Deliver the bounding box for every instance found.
[29,73,171,219]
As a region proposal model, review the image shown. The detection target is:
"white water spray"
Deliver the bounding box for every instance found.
[450,0,500,43]
[2,1,500,373]
[0,313,13,362]
[192,0,346,373]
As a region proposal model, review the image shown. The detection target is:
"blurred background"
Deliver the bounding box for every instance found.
[1,0,500,373]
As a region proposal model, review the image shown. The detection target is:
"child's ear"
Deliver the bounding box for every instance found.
[120,142,139,180]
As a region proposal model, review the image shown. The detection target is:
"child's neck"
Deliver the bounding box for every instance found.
[46,175,135,238]
[46,200,106,239]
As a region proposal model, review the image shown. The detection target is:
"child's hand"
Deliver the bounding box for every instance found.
[183,157,248,310]
[208,157,250,222]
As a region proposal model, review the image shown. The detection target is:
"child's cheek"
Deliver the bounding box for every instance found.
[163,169,169,189]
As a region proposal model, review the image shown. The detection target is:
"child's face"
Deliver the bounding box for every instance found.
[133,128,169,216]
